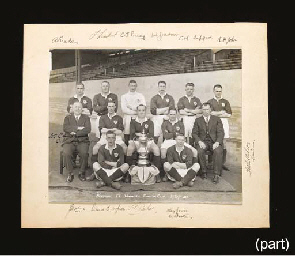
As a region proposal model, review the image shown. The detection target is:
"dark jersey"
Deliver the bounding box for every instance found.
[130,118,154,140]
[99,114,124,132]
[67,96,93,114]
[93,93,118,115]
[177,96,202,113]
[161,119,184,140]
[207,98,232,114]
[166,145,193,169]
[97,144,125,169]
[150,94,175,115]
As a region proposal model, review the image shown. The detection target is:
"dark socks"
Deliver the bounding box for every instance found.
[153,155,161,170]
[126,155,134,166]
[96,169,112,186]
[182,169,196,185]
[167,167,182,181]
[124,134,130,145]
[160,158,166,177]
[223,149,227,164]
[109,168,124,181]
[192,156,198,164]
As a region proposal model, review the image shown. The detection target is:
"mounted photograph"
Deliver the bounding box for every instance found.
[48,49,242,204]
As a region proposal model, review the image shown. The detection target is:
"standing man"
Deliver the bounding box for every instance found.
[163,134,200,189]
[177,83,203,145]
[62,102,91,182]
[207,84,232,171]
[121,80,146,144]
[192,103,224,184]
[150,81,175,144]
[67,82,93,116]
[126,104,162,182]
[92,81,118,138]
[93,131,129,190]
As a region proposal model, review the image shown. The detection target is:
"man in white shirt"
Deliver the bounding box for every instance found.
[121,80,146,144]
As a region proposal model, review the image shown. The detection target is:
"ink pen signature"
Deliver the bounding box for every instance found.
[244,140,255,176]
[52,36,78,44]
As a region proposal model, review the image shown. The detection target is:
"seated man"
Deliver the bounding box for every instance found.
[67,82,92,116]
[87,101,127,180]
[192,102,224,184]
[161,107,198,175]
[164,133,200,189]
[62,102,91,182]
[126,104,161,182]
[93,101,127,153]
[93,131,129,190]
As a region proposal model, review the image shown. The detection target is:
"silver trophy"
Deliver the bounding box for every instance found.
[135,129,152,167]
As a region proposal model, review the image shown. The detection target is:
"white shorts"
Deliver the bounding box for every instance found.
[90,114,101,138]
[167,168,196,182]
[94,167,123,181]
[182,115,196,138]
[98,134,125,146]
[152,115,167,137]
[123,114,137,135]
[221,118,230,138]
[161,139,193,150]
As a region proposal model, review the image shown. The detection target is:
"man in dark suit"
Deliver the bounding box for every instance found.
[192,102,224,183]
[62,102,91,182]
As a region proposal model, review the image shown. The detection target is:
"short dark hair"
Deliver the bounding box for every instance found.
[129,80,137,84]
[106,130,115,137]
[202,102,212,109]
[168,106,177,113]
[158,81,166,86]
[213,84,222,90]
[175,133,185,138]
[102,81,110,85]
[185,82,195,88]
[137,104,146,110]
[107,101,116,106]
[76,82,85,88]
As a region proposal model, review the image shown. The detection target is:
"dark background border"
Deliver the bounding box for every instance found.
[7,4,293,255]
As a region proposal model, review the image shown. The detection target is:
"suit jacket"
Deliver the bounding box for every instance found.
[63,114,91,144]
[192,115,224,144]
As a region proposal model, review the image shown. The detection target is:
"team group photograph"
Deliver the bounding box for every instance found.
[49,49,242,203]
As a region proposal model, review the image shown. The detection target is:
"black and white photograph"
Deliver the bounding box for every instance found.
[49,49,242,204]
